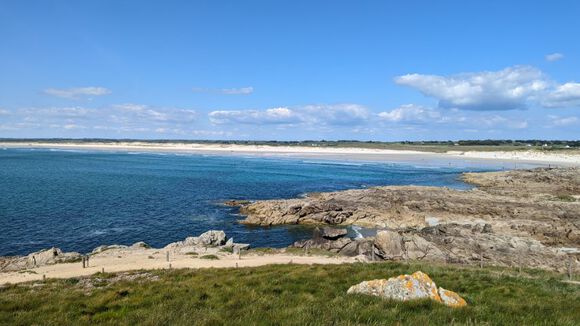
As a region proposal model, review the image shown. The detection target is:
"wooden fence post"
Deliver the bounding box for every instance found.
[568,255,574,281]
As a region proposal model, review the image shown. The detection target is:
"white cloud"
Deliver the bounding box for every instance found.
[43,87,111,99]
[0,104,201,136]
[545,53,564,62]
[192,86,254,95]
[378,104,441,123]
[548,115,579,126]
[0,108,10,115]
[209,107,301,125]
[395,66,549,111]
[209,104,370,126]
[112,104,197,123]
[542,82,580,108]
[301,104,370,125]
[19,107,93,120]
[476,115,528,129]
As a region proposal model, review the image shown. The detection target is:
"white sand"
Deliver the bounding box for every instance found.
[2,141,579,166]
[0,251,359,285]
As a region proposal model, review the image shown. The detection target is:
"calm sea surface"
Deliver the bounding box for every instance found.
[0,148,497,256]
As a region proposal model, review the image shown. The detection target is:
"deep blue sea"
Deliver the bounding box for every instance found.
[0,148,497,256]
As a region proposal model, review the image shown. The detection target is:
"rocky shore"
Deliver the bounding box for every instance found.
[237,167,580,271]
[0,230,249,273]
[2,167,578,279]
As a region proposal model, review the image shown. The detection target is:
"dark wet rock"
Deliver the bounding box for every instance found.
[224,200,251,207]
[320,227,348,240]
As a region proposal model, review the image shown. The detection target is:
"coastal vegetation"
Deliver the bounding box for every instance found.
[1,262,578,325]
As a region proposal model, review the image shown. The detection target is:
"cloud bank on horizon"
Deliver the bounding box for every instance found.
[0,1,579,140]
[1,64,579,140]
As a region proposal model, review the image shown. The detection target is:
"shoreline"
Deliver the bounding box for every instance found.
[2,141,580,166]
[2,167,578,284]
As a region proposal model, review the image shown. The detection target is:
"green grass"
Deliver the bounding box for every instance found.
[554,194,577,202]
[199,254,219,260]
[0,262,578,325]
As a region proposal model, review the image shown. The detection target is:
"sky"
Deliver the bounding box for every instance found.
[0,1,579,141]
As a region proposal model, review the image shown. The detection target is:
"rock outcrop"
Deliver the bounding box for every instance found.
[347,271,467,308]
[164,230,230,251]
[238,167,580,270]
[0,247,81,272]
[1,230,249,273]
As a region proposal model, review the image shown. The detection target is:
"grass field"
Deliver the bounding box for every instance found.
[1,262,579,325]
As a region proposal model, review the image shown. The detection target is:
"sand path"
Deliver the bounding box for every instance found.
[0,251,358,285]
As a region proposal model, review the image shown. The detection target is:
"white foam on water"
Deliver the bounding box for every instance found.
[301,160,365,167]
[351,225,364,239]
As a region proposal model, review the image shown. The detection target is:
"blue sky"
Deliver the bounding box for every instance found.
[1,1,579,140]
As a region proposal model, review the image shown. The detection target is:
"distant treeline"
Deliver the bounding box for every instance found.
[1,138,579,148]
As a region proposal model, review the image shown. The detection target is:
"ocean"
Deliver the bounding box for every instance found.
[0,148,495,256]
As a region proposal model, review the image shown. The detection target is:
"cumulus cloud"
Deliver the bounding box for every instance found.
[192,86,254,95]
[378,104,441,123]
[395,66,549,111]
[545,53,564,62]
[542,82,580,108]
[395,65,580,110]
[209,104,370,126]
[43,87,111,99]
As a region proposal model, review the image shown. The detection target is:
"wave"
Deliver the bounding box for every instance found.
[350,225,364,239]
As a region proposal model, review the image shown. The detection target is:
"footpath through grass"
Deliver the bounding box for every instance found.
[1,262,579,325]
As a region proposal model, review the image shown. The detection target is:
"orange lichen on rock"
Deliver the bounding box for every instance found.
[347,271,466,308]
[438,287,467,308]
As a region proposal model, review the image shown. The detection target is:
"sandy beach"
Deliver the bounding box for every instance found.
[0,250,357,285]
[2,141,580,166]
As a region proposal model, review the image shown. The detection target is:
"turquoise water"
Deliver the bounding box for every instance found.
[0,148,494,256]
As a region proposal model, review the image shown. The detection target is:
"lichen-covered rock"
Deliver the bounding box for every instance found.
[438,287,467,308]
[347,271,466,308]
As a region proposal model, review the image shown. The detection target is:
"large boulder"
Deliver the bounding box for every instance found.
[404,234,446,262]
[198,230,227,246]
[374,230,404,259]
[27,247,81,266]
[339,239,374,257]
[320,227,348,240]
[347,271,467,308]
[374,230,445,262]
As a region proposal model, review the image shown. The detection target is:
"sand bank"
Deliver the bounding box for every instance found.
[2,141,579,166]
